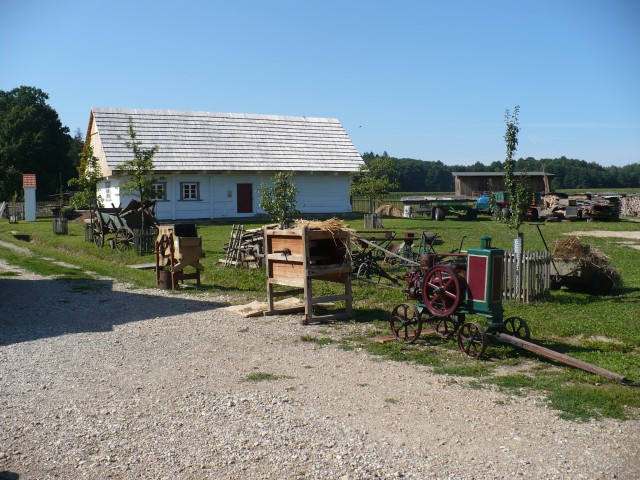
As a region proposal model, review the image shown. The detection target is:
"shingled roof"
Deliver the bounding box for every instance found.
[89,108,363,173]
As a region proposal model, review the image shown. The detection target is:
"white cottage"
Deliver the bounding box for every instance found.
[86,108,364,221]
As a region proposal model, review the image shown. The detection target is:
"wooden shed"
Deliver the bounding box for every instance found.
[452,172,552,197]
[86,108,364,221]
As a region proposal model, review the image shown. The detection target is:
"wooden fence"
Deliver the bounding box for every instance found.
[351,194,415,213]
[503,250,552,302]
[3,201,64,219]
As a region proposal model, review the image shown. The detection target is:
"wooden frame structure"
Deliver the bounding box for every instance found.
[155,224,204,290]
[264,226,352,324]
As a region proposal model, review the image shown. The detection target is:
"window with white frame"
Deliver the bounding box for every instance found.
[180,182,199,200]
[105,181,111,201]
[152,182,167,201]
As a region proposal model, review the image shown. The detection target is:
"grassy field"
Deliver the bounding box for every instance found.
[1,213,640,420]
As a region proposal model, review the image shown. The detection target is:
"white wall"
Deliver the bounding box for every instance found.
[102,172,353,221]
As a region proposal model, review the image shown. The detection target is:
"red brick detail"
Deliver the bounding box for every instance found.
[22,174,37,188]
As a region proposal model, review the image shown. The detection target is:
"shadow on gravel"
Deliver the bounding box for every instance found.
[0,276,228,346]
[0,472,19,480]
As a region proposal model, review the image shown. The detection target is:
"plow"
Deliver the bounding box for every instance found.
[386,235,632,384]
[351,230,440,287]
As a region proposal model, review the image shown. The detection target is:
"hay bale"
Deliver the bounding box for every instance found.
[375,204,404,218]
[552,236,623,293]
[293,217,354,233]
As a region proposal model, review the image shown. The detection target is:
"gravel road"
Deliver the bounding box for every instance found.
[1,258,638,479]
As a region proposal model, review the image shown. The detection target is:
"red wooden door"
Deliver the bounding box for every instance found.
[237,183,253,213]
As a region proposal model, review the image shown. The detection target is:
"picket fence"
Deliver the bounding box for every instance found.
[502,250,552,302]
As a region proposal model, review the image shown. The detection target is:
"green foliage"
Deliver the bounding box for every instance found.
[351,153,400,213]
[243,372,289,382]
[118,118,159,203]
[117,118,159,229]
[68,143,102,209]
[258,171,300,228]
[0,86,76,199]
[362,150,639,192]
[502,106,531,231]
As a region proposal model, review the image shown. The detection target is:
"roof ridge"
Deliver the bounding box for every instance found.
[91,107,339,123]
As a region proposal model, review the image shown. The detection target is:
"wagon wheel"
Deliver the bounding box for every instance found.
[457,322,487,358]
[115,227,135,252]
[390,303,422,344]
[503,316,531,340]
[431,315,460,339]
[92,216,104,248]
[422,265,463,317]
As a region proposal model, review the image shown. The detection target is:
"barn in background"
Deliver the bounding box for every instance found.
[86,108,364,221]
[452,171,552,197]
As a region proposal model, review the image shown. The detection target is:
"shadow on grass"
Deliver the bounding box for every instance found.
[0,276,228,346]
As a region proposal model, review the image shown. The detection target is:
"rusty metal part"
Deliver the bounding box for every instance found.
[390,303,422,344]
[457,322,487,358]
[503,316,531,340]
[422,265,463,317]
[490,333,631,384]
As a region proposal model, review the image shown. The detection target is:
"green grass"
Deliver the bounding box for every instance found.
[300,335,335,346]
[243,372,290,382]
[2,214,640,420]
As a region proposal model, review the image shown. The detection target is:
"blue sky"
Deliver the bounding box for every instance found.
[1,0,639,167]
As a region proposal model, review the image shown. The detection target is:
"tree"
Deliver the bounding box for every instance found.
[118,118,159,229]
[502,106,531,231]
[67,143,102,209]
[350,154,399,213]
[0,86,75,199]
[258,171,300,228]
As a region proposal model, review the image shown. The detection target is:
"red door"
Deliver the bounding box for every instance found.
[237,183,253,213]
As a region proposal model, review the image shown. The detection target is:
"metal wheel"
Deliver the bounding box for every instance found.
[434,207,446,221]
[422,265,463,317]
[115,227,135,252]
[503,316,531,340]
[457,322,487,358]
[92,216,104,248]
[390,303,422,344]
[432,316,459,339]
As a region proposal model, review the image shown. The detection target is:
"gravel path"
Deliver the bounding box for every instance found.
[1,258,638,479]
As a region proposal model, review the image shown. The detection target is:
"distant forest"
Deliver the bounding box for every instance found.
[362,152,640,192]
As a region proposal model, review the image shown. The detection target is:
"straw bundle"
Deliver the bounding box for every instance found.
[293,217,354,233]
[553,236,623,292]
[375,204,404,217]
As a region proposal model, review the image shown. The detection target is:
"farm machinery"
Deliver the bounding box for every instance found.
[389,236,631,383]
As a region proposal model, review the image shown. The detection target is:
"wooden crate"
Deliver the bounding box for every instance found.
[264,226,352,324]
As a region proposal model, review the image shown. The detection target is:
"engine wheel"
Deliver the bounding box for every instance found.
[457,322,487,358]
[432,316,460,339]
[422,265,463,317]
[503,316,531,340]
[390,303,422,344]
